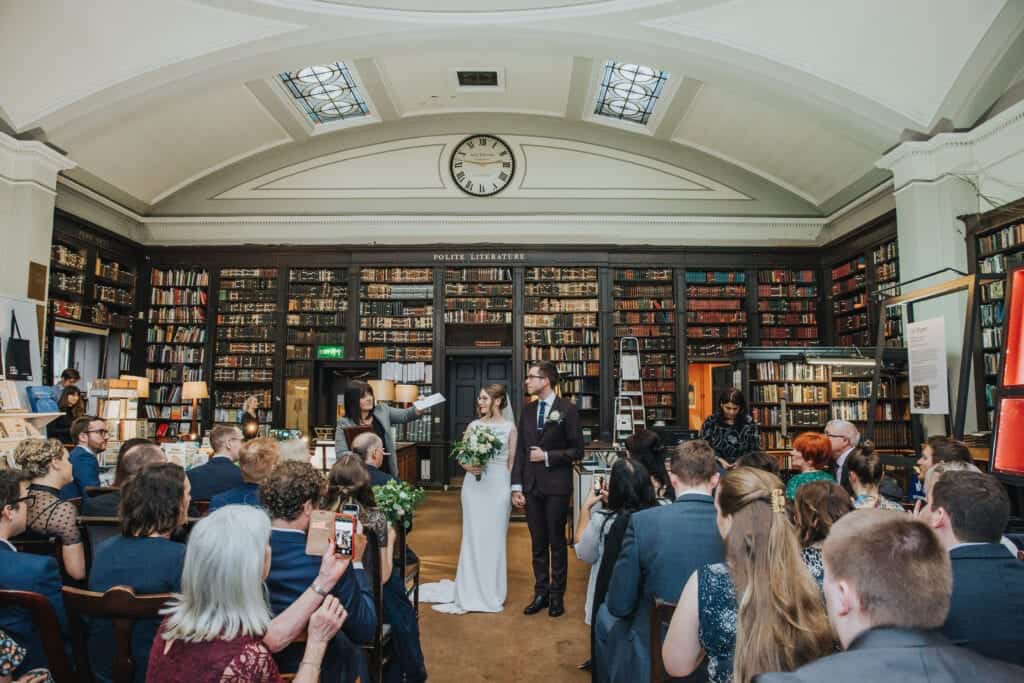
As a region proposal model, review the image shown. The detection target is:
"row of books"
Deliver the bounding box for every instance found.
[217,326,273,340]
[526,267,597,281]
[443,311,512,324]
[359,330,433,343]
[524,329,601,344]
[288,329,344,345]
[213,368,274,382]
[220,302,277,313]
[51,271,84,294]
[524,346,600,361]
[977,222,1024,257]
[364,284,434,299]
[290,268,344,283]
[146,346,206,364]
[445,298,512,311]
[832,400,908,422]
[362,346,433,361]
[380,362,432,383]
[615,311,674,324]
[524,298,599,313]
[220,288,276,302]
[751,361,828,382]
[151,269,208,287]
[146,367,204,383]
[444,268,511,282]
[616,298,674,311]
[359,316,432,329]
[751,406,829,427]
[619,268,672,281]
[52,244,87,270]
[685,271,745,284]
[445,283,513,296]
[148,307,206,323]
[288,312,347,327]
[215,355,275,368]
[359,301,432,316]
[287,299,346,313]
[214,409,273,424]
[750,384,828,403]
[523,282,599,296]
[361,268,432,283]
[221,268,278,279]
[614,285,673,297]
[151,289,207,305]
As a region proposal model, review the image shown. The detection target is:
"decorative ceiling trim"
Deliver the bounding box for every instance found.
[0,132,76,190]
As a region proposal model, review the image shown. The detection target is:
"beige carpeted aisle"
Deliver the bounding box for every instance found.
[414,490,591,682]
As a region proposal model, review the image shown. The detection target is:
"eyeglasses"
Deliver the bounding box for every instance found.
[824,432,846,440]
[85,429,110,436]
[10,494,35,508]
[526,374,545,380]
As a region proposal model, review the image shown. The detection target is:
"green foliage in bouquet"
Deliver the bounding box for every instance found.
[372,479,425,530]
[450,424,503,481]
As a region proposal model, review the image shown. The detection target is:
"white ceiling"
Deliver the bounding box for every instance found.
[2,0,1022,217]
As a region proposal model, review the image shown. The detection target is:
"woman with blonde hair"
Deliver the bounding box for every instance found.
[663,467,833,683]
[12,438,86,580]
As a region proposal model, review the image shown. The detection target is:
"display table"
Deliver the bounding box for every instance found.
[0,412,62,467]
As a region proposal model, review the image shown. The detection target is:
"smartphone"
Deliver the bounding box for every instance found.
[341,502,361,517]
[306,510,358,558]
[594,475,605,494]
[334,516,355,557]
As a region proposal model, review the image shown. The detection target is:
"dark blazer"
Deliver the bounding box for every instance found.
[186,456,243,501]
[600,493,725,682]
[88,536,185,683]
[81,491,121,517]
[265,528,377,677]
[208,482,261,513]
[755,627,1024,682]
[830,449,853,496]
[0,541,68,673]
[512,396,584,496]
[367,464,397,488]
[943,542,1024,665]
[61,445,100,500]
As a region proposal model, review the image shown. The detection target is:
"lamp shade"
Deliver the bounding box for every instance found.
[181,381,209,400]
[367,379,395,402]
[120,374,149,399]
[395,384,419,404]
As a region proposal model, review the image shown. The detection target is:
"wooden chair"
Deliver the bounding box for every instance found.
[10,531,73,583]
[649,597,677,683]
[77,515,121,573]
[191,498,211,516]
[62,585,174,683]
[362,531,393,683]
[0,589,76,683]
[84,485,118,498]
[395,523,420,614]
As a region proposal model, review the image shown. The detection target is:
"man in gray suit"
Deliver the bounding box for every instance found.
[595,439,724,683]
[756,510,1024,682]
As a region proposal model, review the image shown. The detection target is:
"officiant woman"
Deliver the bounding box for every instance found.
[335,380,426,477]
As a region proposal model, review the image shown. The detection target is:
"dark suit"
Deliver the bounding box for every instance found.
[368,463,397,488]
[830,448,853,496]
[208,482,261,512]
[61,445,100,500]
[186,456,244,501]
[512,395,584,597]
[943,543,1024,665]
[81,491,120,517]
[597,493,725,683]
[265,528,377,682]
[88,536,185,683]
[0,541,68,674]
[755,627,1024,682]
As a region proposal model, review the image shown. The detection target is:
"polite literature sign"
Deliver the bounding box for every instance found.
[907,317,950,415]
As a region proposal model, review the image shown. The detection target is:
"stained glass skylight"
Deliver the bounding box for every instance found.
[278,62,369,125]
[594,61,670,126]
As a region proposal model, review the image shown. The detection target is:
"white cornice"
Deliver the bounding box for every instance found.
[0,133,75,190]
[57,176,146,223]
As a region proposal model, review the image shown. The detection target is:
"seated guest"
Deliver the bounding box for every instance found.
[46,385,85,444]
[917,460,980,518]
[61,416,108,500]
[927,471,1024,665]
[734,450,780,476]
[625,430,671,501]
[262,461,376,682]
[351,432,396,487]
[786,432,835,500]
[918,435,972,479]
[324,454,427,682]
[147,505,349,683]
[792,480,853,585]
[824,419,860,494]
[208,437,279,513]
[596,440,725,683]
[88,463,190,683]
[12,438,86,580]
[0,627,51,683]
[0,469,68,677]
[81,440,164,516]
[756,511,1024,682]
[847,442,904,511]
[663,467,832,682]
[50,367,80,403]
[186,425,244,501]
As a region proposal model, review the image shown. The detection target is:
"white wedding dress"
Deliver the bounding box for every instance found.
[421,418,513,614]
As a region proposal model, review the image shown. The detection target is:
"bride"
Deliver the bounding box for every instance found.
[421,383,517,614]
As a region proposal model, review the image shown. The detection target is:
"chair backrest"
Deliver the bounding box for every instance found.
[649,597,677,683]
[84,485,119,498]
[62,585,174,683]
[11,531,71,580]
[77,516,121,573]
[191,499,210,516]
[361,530,388,681]
[0,589,76,683]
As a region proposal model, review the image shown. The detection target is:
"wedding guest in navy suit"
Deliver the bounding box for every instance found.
[208,437,279,513]
[351,433,397,488]
[61,415,108,500]
[88,463,190,683]
[187,425,244,501]
[927,470,1024,665]
[81,439,163,517]
[262,461,376,682]
[0,469,68,675]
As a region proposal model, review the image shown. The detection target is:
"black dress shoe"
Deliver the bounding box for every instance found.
[523,594,549,615]
[549,595,565,617]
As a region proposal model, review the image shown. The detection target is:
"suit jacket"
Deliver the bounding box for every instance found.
[512,395,584,496]
[209,482,261,513]
[0,542,68,673]
[266,528,377,672]
[336,405,419,478]
[755,627,1024,682]
[367,464,397,488]
[61,445,100,500]
[81,490,120,517]
[603,493,725,682]
[187,456,244,501]
[943,543,1024,665]
[830,449,853,496]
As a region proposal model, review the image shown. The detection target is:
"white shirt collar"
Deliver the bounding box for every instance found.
[0,538,16,552]
[212,453,233,461]
[271,526,306,536]
[949,541,988,551]
[539,394,556,409]
[836,447,854,468]
[675,489,713,499]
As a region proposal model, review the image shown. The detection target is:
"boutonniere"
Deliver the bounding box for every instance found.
[546,409,563,425]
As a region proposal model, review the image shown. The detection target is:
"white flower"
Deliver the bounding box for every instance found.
[547,410,562,424]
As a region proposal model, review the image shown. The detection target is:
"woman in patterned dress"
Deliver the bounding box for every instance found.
[699,389,760,467]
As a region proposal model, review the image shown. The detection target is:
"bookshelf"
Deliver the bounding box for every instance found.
[747,359,830,450]
[872,240,904,347]
[48,238,135,331]
[613,268,677,424]
[287,268,348,379]
[213,267,279,434]
[145,267,209,439]
[829,367,911,450]
[684,270,748,360]
[444,267,513,347]
[49,239,86,324]
[524,266,600,441]
[830,255,869,347]
[757,269,820,346]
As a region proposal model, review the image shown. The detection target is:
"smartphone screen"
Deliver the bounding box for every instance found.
[334,517,355,556]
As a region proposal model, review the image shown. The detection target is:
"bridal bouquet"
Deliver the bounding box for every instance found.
[451,424,503,481]
[372,479,426,531]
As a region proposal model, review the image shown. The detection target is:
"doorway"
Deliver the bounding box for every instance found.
[446,354,513,484]
[687,362,732,429]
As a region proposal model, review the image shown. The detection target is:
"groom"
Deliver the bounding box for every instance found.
[512,360,584,618]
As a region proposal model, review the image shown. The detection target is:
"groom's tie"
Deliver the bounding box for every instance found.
[537,400,547,431]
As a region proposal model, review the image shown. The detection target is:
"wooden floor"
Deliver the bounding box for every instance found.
[415,490,591,682]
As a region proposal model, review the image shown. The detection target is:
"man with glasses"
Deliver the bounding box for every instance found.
[824,419,860,495]
[60,415,108,500]
[0,469,69,674]
[187,425,244,500]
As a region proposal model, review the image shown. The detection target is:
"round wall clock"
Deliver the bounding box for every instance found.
[450,135,515,197]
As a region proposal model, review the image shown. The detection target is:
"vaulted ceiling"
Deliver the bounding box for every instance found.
[2,0,1022,221]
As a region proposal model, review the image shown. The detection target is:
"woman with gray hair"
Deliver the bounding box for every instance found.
[146,505,351,682]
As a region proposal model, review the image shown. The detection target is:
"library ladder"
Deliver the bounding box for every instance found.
[615,336,647,441]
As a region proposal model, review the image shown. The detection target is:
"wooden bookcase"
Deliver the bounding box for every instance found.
[830,254,869,346]
[757,269,820,346]
[444,266,514,347]
[684,270,748,359]
[871,239,904,347]
[286,267,348,379]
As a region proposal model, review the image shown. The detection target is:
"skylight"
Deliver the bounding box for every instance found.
[594,61,670,126]
[278,62,369,125]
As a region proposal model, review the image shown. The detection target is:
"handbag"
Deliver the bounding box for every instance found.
[5,312,33,381]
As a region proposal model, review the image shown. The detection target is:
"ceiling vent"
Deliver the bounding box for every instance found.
[456,70,499,87]
[450,67,505,92]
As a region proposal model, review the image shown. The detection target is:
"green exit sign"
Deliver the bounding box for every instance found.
[316,345,345,360]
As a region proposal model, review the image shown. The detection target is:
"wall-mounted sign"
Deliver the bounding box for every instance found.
[316,345,345,360]
[907,318,950,415]
[432,252,526,263]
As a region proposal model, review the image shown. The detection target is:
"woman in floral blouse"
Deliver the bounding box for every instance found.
[848,442,905,511]
[699,389,760,467]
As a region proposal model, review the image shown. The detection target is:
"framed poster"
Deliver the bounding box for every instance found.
[907,317,950,415]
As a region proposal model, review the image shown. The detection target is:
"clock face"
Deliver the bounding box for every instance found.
[450,135,515,197]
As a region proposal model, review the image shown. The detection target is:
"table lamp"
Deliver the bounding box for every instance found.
[181,381,209,440]
[395,384,419,406]
[367,379,395,405]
